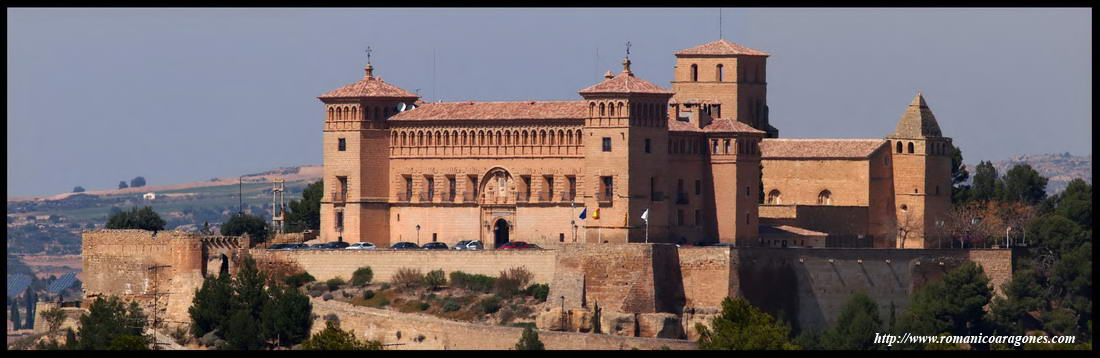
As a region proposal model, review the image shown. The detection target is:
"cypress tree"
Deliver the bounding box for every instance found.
[11,297,22,330]
[24,287,37,329]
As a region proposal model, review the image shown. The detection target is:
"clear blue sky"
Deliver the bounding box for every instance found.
[7,8,1092,197]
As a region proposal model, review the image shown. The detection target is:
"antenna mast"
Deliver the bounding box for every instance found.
[271,178,285,235]
[719,8,723,39]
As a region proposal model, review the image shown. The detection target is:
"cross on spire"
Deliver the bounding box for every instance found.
[363,46,375,79]
[366,46,373,64]
[625,41,632,58]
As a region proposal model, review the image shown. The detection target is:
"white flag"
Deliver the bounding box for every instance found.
[640,208,649,222]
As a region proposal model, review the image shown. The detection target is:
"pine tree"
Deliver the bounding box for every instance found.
[515,325,545,350]
[696,297,798,350]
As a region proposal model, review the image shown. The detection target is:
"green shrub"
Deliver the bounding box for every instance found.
[284,272,316,288]
[309,290,323,298]
[363,290,375,299]
[322,293,333,301]
[419,302,431,311]
[525,283,550,302]
[495,267,534,298]
[424,269,447,289]
[499,309,516,323]
[479,296,502,314]
[392,268,424,289]
[379,283,391,290]
[449,271,496,293]
[350,267,373,287]
[442,300,461,312]
[326,277,346,291]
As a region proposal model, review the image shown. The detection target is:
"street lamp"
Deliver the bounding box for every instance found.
[416,224,421,246]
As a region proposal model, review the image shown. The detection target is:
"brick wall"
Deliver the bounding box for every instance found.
[310,299,697,350]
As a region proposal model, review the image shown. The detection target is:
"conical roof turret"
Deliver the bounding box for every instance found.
[889,92,942,138]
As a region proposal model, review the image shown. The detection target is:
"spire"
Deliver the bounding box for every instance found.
[622,41,633,76]
[364,46,374,79]
[889,92,942,138]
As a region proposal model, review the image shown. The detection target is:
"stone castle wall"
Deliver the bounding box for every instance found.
[251,249,559,284]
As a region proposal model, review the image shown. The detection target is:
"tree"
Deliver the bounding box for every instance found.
[221,256,269,350]
[189,275,234,338]
[75,296,149,350]
[819,292,882,350]
[284,180,322,233]
[896,262,992,348]
[990,269,1046,336]
[1002,164,1048,205]
[1042,178,1092,230]
[72,186,85,193]
[224,309,263,350]
[949,146,971,204]
[300,320,382,350]
[515,325,545,350]
[118,181,129,189]
[24,287,37,329]
[105,206,166,231]
[971,161,1001,202]
[130,176,146,188]
[260,283,312,348]
[695,297,798,350]
[11,297,22,330]
[41,307,67,337]
[350,266,374,287]
[221,213,269,242]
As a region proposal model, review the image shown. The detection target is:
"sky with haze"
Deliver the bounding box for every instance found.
[6,8,1092,198]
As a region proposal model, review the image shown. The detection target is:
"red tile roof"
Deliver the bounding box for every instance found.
[675,39,769,57]
[760,139,887,159]
[668,118,765,134]
[578,71,674,95]
[319,73,419,99]
[388,101,587,121]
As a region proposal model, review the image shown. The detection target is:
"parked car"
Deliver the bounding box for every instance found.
[323,241,350,249]
[452,240,484,251]
[707,242,736,247]
[497,241,536,250]
[267,243,291,250]
[346,242,377,250]
[308,243,329,250]
[422,242,449,250]
[390,242,420,250]
[287,243,310,250]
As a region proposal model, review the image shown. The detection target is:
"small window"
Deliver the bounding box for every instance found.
[908,142,915,154]
[767,189,781,205]
[695,180,702,195]
[432,233,438,242]
[691,64,698,82]
[817,190,832,205]
[644,138,651,153]
[896,142,903,153]
[559,233,565,242]
[900,204,908,212]
[601,176,614,199]
[716,64,724,82]
[338,138,346,151]
[602,137,612,152]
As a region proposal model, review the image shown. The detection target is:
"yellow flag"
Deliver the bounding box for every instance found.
[593,208,600,220]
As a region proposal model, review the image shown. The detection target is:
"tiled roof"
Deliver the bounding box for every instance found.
[319,69,419,99]
[675,39,769,57]
[760,224,828,237]
[668,98,722,105]
[760,138,887,159]
[387,101,587,121]
[578,71,674,95]
[668,118,765,134]
[888,92,943,138]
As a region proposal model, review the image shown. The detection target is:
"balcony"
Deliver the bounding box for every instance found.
[331,191,347,202]
[676,192,689,205]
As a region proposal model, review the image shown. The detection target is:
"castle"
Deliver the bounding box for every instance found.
[318,39,952,249]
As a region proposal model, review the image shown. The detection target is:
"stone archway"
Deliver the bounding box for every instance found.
[494,219,510,247]
[218,254,229,277]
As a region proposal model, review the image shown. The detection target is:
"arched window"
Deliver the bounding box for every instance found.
[609,103,616,117]
[522,131,529,145]
[327,107,334,121]
[478,131,485,145]
[400,132,407,146]
[548,131,555,146]
[576,130,583,144]
[691,64,698,82]
[540,130,547,145]
[375,107,381,120]
[896,142,903,153]
[724,139,731,154]
[417,131,424,146]
[600,103,606,117]
[908,142,915,154]
[426,131,433,146]
[617,103,624,117]
[767,190,781,205]
[817,190,832,205]
[712,140,719,154]
[461,131,468,145]
[716,64,724,82]
[589,102,596,117]
[391,132,397,145]
[351,107,358,121]
[557,130,565,145]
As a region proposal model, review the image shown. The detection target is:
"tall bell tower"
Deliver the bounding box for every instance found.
[318,54,419,244]
[887,92,953,248]
[670,39,778,137]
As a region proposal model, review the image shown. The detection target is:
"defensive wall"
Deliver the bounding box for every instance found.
[310,299,697,350]
[83,230,1013,338]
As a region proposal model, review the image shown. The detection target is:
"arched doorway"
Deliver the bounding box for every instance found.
[219,254,229,277]
[494,219,510,248]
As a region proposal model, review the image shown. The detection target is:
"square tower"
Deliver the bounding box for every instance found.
[887,93,953,248]
[671,39,778,137]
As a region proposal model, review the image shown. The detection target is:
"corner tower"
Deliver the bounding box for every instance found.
[670,39,777,137]
[887,92,952,248]
[318,61,419,244]
[577,56,675,243]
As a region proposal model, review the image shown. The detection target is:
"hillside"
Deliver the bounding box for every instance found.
[6,164,322,257]
[981,153,1092,195]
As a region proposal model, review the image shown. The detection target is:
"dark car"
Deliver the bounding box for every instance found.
[390,242,420,250]
[707,242,736,248]
[287,243,309,250]
[308,243,328,250]
[422,242,449,250]
[267,243,291,250]
[323,241,350,249]
[452,240,484,251]
[497,241,534,250]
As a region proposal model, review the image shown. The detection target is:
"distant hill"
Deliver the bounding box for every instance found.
[971,153,1091,195]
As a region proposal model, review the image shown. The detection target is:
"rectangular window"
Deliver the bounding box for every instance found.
[470,175,479,196]
[426,176,435,201]
[559,233,565,242]
[602,137,612,152]
[601,176,613,200]
[335,211,344,231]
[677,209,684,226]
[338,138,346,151]
[432,233,438,242]
[695,180,701,195]
[522,175,532,200]
[448,176,456,201]
[644,138,651,153]
[650,177,656,201]
[567,176,577,201]
[545,175,555,201]
[404,176,413,200]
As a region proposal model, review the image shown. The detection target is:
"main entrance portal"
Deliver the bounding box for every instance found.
[494,219,510,247]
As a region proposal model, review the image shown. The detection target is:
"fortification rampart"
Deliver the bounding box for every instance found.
[250,249,558,284]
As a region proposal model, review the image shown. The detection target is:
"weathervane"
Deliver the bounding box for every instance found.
[625,41,631,58]
[366,46,373,64]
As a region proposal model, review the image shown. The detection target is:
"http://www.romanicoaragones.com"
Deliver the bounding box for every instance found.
[874,332,1076,347]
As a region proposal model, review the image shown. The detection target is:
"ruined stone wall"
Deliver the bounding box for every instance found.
[677,247,735,309]
[550,244,682,314]
[252,249,558,284]
[310,299,697,350]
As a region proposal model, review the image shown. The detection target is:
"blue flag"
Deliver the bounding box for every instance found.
[579,208,587,220]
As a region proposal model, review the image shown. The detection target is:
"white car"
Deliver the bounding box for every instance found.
[345,242,377,250]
